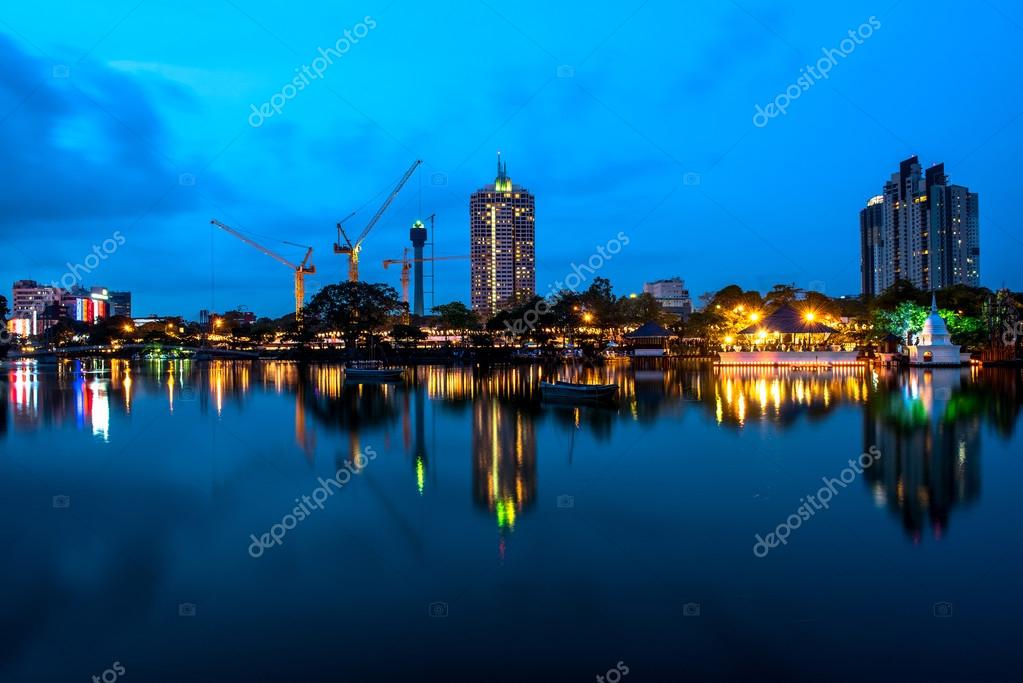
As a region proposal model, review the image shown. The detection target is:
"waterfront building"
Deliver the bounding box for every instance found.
[718,304,860,366]
[861,157,979,296]
[109,291,132,318]
[469,153,535,318]
[643,277,693,317]
[10,280,61,335]
[623,321,674,357]
[61,286,110,323]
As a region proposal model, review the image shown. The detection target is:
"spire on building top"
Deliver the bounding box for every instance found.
[931,292,938,313]
[494,151,511,190]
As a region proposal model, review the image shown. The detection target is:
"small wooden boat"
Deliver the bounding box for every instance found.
[540,380,618,401]
[344,361,405,382]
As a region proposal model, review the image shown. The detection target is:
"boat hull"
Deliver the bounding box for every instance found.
[540,381,618,401]
[344,368,405,382]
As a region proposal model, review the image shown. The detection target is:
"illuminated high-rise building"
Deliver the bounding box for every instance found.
[469,153,535,318]
[862,157,980,296]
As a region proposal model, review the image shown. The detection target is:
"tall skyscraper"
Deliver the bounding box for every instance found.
[859,196,884,298]
[470,153,535,318]
[861,156,980,296]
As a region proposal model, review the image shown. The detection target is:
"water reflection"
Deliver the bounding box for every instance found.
[4,359,1021,541]
[862,368,1003,541]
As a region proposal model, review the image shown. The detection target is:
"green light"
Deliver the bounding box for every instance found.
[415,455,425,495]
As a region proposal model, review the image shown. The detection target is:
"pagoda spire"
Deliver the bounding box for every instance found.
[931,292,938,313]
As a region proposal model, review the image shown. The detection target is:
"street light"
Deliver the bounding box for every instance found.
[582,312,593,324]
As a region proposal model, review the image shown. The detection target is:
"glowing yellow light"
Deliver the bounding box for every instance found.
[805,312,815,321]
[724,335,734,344]
[582,312,593,323]
[749,312,760,322]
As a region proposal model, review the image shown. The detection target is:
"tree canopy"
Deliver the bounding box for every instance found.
[305,281,404,348]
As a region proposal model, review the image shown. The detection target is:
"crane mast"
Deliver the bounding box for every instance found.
[335,160,422,281]
[211,219,315,321]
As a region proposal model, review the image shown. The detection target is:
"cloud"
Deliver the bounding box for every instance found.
[0,34,208,225]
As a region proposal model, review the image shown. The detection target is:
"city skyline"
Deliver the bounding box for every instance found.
[2,2,1022,318]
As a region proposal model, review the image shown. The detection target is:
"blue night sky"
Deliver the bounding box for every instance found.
[1,0,1021,318]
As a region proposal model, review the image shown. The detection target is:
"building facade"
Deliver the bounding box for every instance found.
[858,196,884,298]
[61,286,110,323]
[861,156,979,296]
[10,280,61,335]
[643,277,693,316]
[470,154,535,318]
[109,291,132,318]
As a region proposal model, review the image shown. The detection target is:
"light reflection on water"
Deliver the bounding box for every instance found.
[1,358,1022,680]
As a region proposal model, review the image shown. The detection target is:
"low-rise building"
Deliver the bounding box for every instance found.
[643,277,693,317]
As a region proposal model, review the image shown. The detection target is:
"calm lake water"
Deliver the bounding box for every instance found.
[2,360,1021,681]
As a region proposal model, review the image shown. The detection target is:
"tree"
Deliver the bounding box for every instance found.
[88,315,135,345]
[873,280,925,310]
[391,323,426,349]
[44,319,82,347]
[305,281,404,350]
[431,301,479,340]
[764,283,801,310]
[615,293,674,328]
[0,294,8,322]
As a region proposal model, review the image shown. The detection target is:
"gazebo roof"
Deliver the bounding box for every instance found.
[738,304,836,335]
[624,321,673,338]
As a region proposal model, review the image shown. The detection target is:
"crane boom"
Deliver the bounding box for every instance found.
[210,219,316,321]
[354,160,422,247]
[211,219,300,270]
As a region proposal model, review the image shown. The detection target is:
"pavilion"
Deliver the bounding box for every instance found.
[623,321,674,357]
[718,304,861,366]
[736,304,836,350]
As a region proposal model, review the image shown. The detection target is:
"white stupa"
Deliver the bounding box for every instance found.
[907,294,962,366]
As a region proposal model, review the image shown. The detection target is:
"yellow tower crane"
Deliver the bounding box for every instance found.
[210,219,315,321]
[335,159,422,282]
[382,250,469,321]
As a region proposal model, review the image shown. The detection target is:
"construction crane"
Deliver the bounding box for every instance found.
[383,249,468,321]
[335,160,423,282]
[210,219,315,321]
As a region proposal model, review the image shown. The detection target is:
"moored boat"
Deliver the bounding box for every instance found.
[344,361,405,382]
[540,380,618,401]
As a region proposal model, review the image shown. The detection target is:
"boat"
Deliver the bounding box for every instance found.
[344,361,405,382]
[540,380,618,401]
